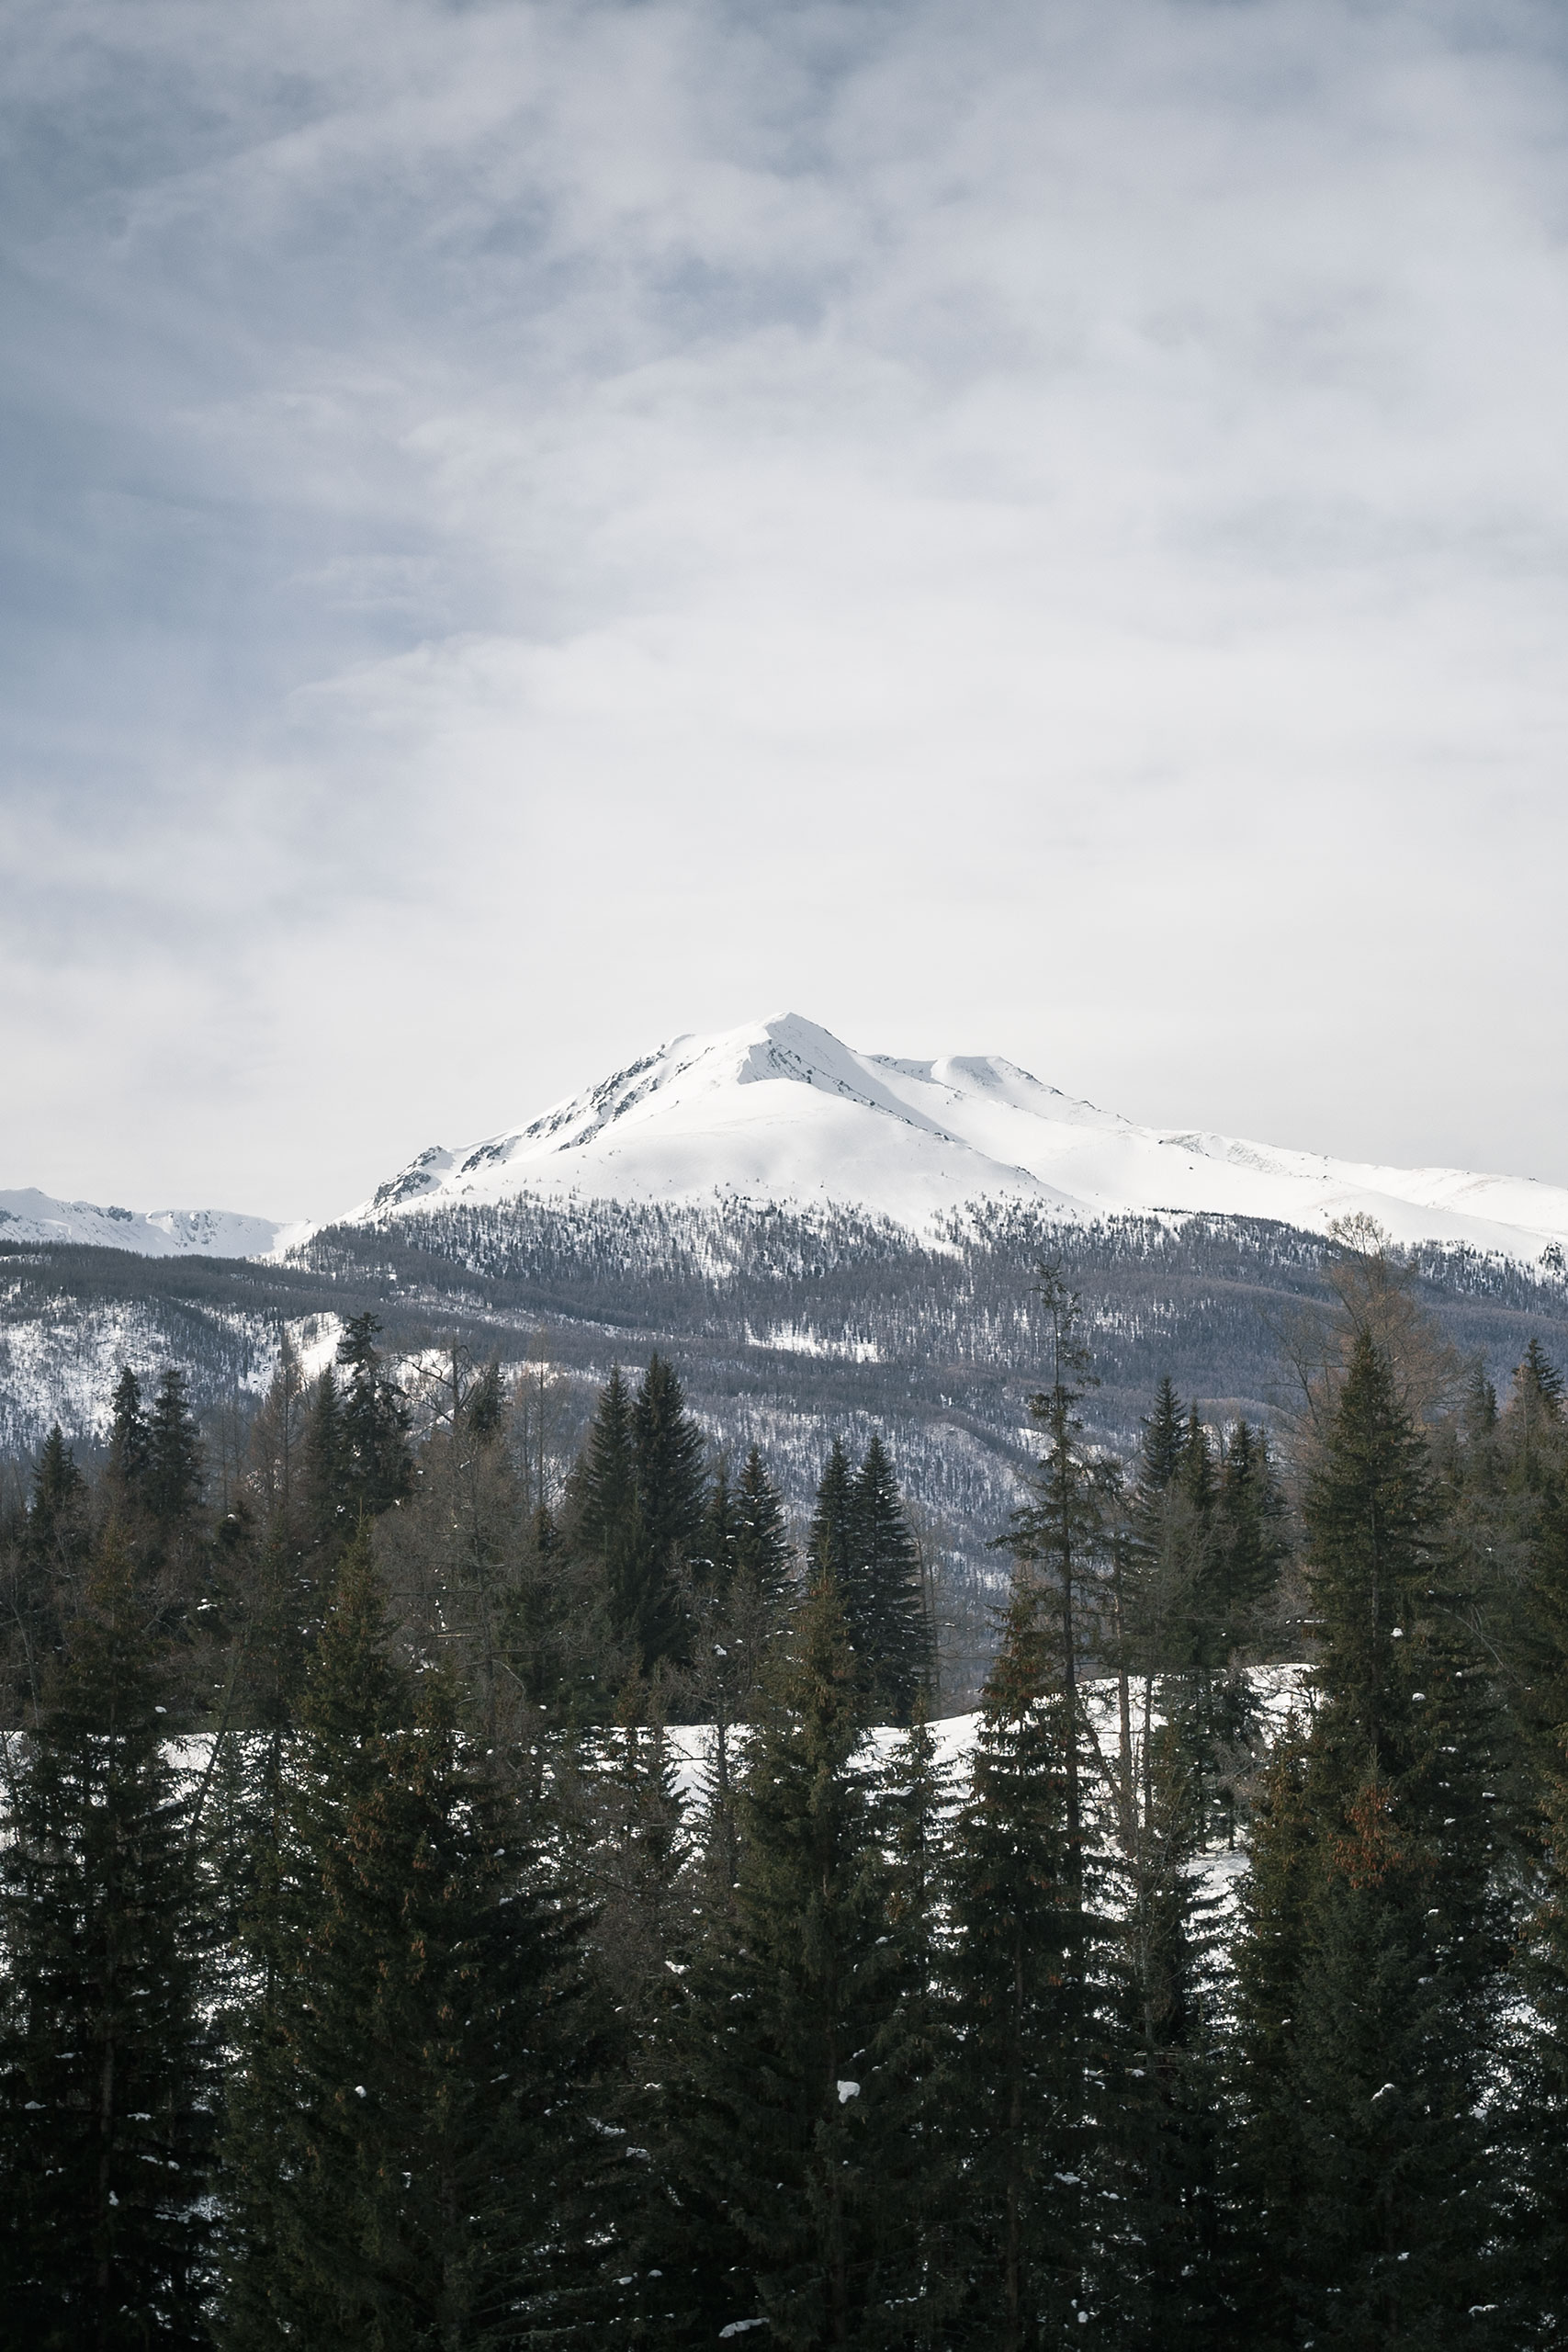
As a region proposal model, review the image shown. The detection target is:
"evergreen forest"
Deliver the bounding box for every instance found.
[5,1227,1568,2346]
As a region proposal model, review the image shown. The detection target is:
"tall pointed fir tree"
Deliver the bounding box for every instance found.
[146,1366,205,1533]
[809,1438,857,1587]
[220,1531,612,2350]
[946,1572,1107,2349]
[734,1443,793,1607]
[335,1313,413,1521]
[5,1424,86,1723]
[849,1434,931,1724]
[689,1447,794,1903]
[1099,1714,1230,2352]
[655,1574,914,2349]
[1495,1351,1568,2338]
[866,1702,963,2345]
[302,1365,349,1555]
[0,1530,218,2347]
[628,1353,705,1671]
[570,1360,704,1679]
[1004,1265,1112,1915]
[1231,1330,1510,2349]
[107,1363,151,1501]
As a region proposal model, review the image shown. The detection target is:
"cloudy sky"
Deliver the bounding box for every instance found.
[5,0,1567,1216]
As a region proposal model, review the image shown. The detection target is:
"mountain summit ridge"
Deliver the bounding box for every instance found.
[350,1012,1568,1270]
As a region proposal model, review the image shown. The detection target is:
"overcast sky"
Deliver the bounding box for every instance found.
[4,0,1567,1216]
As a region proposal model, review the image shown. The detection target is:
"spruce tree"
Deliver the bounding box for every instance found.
[849,1434,931,1724]
[6,1425,85,1722]
[733,1443,794,1611]
[632,1353,707,1563]
[1100,1720,1229,2352]
[695,1457,738,1595]
[1232,1332,1510,2346]
[220,1532,609,2349]
[302,1367,349,1554]
[464,1351,505,1442]
[1003,1264,1112,1912]
[657,1575,907,2348]
[0,1531,218,2346]
[867,1703,962,2345]
[335,1312,412,1520]
[808,1437,857,1592]
[946,1574,1104,2347]
[570,1364,669,1679]
[107,1364,151,1499]
[147,1366,205,1531]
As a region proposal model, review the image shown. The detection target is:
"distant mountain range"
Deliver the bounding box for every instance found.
[0,1190,301,1259]
[12,1012,1564,1269]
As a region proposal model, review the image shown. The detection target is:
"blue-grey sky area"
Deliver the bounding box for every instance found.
[5,0,1568,1216]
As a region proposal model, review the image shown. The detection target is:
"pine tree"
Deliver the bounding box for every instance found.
[573,1364,637,1560]
[570,1365,657,1679]
[0,1531,218,2346]
[867,1703,962,2345]
[1100,1720,1229,2352]
[107,1364,151,1499]
[633,1354,707,1562]
[582,1690,694,2042]
[620,1353,705,1672]
[946,1574,1104,2347]
[1227,1713,1317,2343]
[1139,1375,1189,1494]
[1232,1332,1510,2346]
[302,1367,349,1554]
[687,1452,792,1900]
[695,1458,738,1595]
[1209,1419,1287,1653]
[464,1351,505,1442]
[220,1532,610,2348]
[335,1312,412,1520]
[850,1433,931,1724]
[5,1426,85,1722]
[146,1366,205,1531]
[657,1575,906,2347]
[1496,1366,1568,2338]
[733,1444,794,1610]
[1003,1264,1112,1914]
[809,1439,857,1589]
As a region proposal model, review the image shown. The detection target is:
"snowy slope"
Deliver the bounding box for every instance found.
[348,1013,1568,1270]
[0,1188,303,1260]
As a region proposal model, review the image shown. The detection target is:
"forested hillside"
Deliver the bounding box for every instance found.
[4,1234,1568,2344]
[6,1202,1567,1633]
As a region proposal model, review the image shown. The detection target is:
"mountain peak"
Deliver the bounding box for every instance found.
[345,1014,1568,1268]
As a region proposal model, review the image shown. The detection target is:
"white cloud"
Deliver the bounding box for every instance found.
[2,0,1566,1206]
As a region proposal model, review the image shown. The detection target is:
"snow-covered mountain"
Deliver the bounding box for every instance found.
[351,1012,1568,1270]
[0,1189,302,1260]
